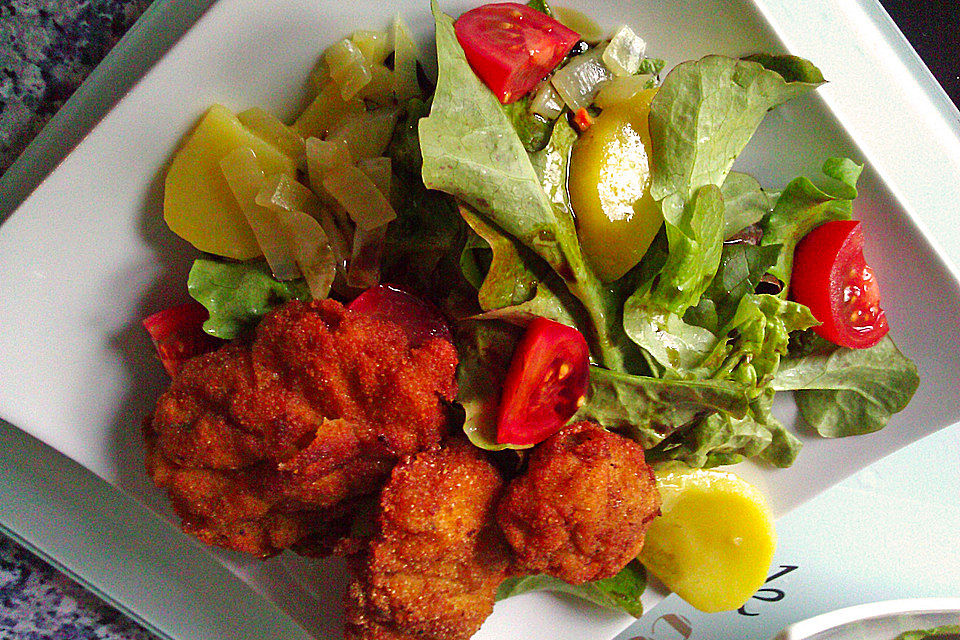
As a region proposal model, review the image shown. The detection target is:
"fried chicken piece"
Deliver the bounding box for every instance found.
[144,299,458,557]
[497,421,661,585]
[345,439,510,640]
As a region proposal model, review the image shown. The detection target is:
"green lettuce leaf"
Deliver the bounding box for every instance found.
[623,184,725,373]
[649,54,824,208]
[455,320,524,451]
[383,98,464,291]
[773,332,919,437]
[721,171,775,239]
[574,366,749,449]
[502,96,557,153]
[685,241,782,333]
[761,157,862,290]
[496,560,647,618]
[459,205,579,328]
[187,258,310,340]
[419,1,625,370]
[649,387,801,468]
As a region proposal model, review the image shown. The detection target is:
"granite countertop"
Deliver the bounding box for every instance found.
[0,1,957,639]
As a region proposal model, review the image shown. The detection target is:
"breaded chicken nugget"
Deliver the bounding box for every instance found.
[345,439,509,640]
[145,299,458,557]
[497,421,661,584]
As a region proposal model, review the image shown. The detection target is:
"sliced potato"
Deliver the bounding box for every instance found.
[163,104,296,259]
[638,464,777,613]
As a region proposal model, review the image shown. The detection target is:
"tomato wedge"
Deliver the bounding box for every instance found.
[454,3,580,104]
[348,284,453,347]
[496,317,590,446]
[789,220,889,349]
[142,301,222,376]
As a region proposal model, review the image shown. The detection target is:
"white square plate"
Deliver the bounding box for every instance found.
[2,0,960,638]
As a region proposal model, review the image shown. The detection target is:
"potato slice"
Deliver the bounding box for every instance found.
[163,104,297,259]
[638,464,776,613]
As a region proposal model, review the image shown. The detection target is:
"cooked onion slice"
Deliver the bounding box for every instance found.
[275,209,337,299]
[351,29,392,65]
[594,74,655,108]
[294,83,365,139]
[219,147,300,281]
[324,38,372,101]
[550,47,612,112]
[255,173,340,299]
[393,15,421,100]
[356,156,392,196]
[326,106,400,161]
[602,26,647,77]
[553,6,606,43]
[530,81,565,120]
[347,224,388,289]
[237,107,305,163]
[322,164,397,230]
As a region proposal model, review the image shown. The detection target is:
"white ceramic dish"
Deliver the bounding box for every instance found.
[1,0,960,638]
[773,598,960,640]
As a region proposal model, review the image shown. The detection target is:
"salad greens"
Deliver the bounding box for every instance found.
[896,625,960,640]
[188,258,309,340]
[417,0,916,474]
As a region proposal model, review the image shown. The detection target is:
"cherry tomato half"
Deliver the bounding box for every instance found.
[142,301,221,377]
[789,220,889,349]
[496,317,590,446]
[348,284,453,347]
[454,2,580,104]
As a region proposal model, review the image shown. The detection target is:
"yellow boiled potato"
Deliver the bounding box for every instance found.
[569,88,663,282]
[638,464,776,613]
[163,104,297,259]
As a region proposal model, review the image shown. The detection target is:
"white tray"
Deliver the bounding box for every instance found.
[1,0,959,638]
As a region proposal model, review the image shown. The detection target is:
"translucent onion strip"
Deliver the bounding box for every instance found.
[351,29,392,66]
[326,106,400,161]
[550,47,612,112]
[347,224,388,289]
[294,82,365,139]
[529,81,565,120]
[274,209,337,299]
[219,147,301,281]
[356,156,392,196]
[324,38,372,101]
[237,107,305,163]
[602,26,647,77]
[393,15,421,100]
[322,164,397,230]
[256,174,344,298]
[304,137,355,252]
[594,74,655,109]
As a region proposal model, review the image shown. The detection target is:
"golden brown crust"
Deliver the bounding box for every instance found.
[144,299,458,557]
[496,421,661,584]
[345,439,510,640]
